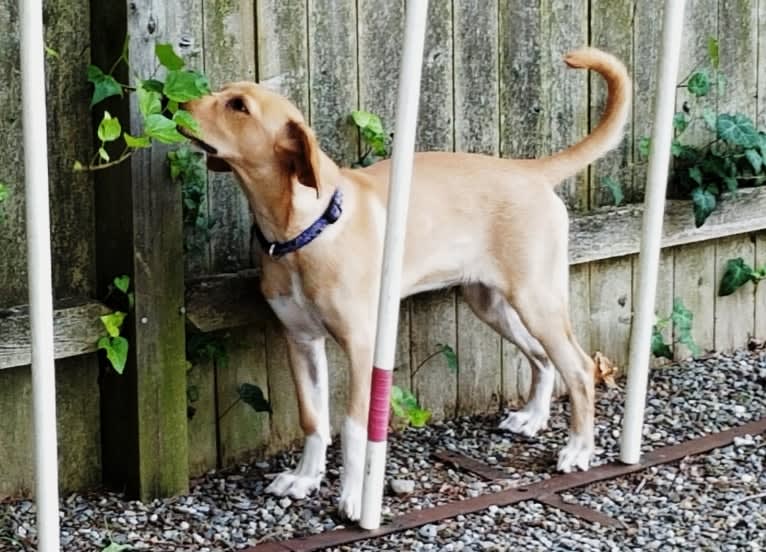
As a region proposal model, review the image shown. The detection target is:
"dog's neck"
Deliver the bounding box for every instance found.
[242,150,342,246]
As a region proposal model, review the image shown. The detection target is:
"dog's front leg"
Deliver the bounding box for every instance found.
[336,334,373,521]
[265,335,331,499]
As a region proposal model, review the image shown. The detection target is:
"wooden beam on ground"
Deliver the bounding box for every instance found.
[0,299,110,370]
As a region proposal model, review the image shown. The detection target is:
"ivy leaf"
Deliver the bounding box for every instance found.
[687,70,710,97]
[745,149,763,174]
[688,166,703,186]
[137,86,162,118]
[101,541,133,552]
[0,182,7,203]
[163,70,211,103]
[100,311,127,337]
[408,407,431,428]
[390,386,407,419]
[718,257,756,296]
[98,335,129,374]
[97,111,122,143]
[673,112,688,132]
[707,37,719,70]
[717,113,759,148]
[672,298,700,358]
[238,383,272,413]
[350,110,388,157]
[87,64,123,107]
[172,109,200,135]
[98,147,109,162]
[124,133,151,149]
[691,187,716,227]
[702,108,717,132]
[155,43,185,71]
[144,114,185,144]
[638,136,651,159]
[113,275,130,293]
[600,175,624,206]
[141,79,165,95]
[650,325,673,360]
[437,343,458,373]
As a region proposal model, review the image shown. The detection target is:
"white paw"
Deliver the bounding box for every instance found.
[557,436,593,473]
[498,409,549,437]
[265,471,322,499]
[338,482,362,521]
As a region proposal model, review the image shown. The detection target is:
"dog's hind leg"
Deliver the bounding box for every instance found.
[507,288,596,472]
[461,284,555,437]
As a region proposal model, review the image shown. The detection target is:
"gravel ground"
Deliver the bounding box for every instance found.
[1,348,764,551]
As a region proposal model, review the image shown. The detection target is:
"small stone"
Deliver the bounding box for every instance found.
[279,497,292,509]
[419,524,438,540]
[180,521,190,531]
[390,479,415,495]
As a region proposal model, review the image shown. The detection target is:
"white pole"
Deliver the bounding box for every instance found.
[620,0,686,465]
[20,0,61,549]
[360,0,428,531]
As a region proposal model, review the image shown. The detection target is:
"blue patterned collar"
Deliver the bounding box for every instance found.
[253,189,343,258]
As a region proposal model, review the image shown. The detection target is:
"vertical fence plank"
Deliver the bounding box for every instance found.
[633,250,674,365]
[566,263,591,396]
[589,0,634,207]
[204,0,256,273]
[632,0,664,201]
[544,0,589,209]
[454,0,501,415]
[308,2,357,434]
[718,0,757,115]
[715,235,756,351]
[589,257,633,369]
[357,1,412,411]
[357,0,403,128]
[410,1,456,420]
[93,0,189,500]
[187,358,217,477]
[266,325,302,452]
[308,0,358,166]
[412,290,457,421]
[256,0,309,454]
[502,344,528,407]
[755,232,766,339]
[673,242,716,359]
[258,0,309,113]
[216,326,270,465]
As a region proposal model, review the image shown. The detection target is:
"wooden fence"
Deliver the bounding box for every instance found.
[1,0,765,498]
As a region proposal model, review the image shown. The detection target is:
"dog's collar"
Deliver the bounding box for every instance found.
[253,188,343,258]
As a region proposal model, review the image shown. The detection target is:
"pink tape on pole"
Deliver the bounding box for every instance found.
[367,367,393,442]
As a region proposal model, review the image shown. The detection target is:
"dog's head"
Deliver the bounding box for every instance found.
[182,82,322,196]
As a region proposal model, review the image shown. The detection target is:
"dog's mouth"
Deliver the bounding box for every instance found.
[180,127,219,155]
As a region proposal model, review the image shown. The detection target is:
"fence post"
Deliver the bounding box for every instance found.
[91,1,189,500]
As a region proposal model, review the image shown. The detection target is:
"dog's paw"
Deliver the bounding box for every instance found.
[556,436,593,473]
[498,409,549,437]
[337,484,362,521]
[265,471,322,499]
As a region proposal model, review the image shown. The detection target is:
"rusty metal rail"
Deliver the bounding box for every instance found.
[251,417,766,552]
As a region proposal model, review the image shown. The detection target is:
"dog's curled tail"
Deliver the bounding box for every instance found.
[538,47,631,184]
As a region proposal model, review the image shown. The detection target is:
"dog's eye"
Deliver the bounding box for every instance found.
[226,97,249,114]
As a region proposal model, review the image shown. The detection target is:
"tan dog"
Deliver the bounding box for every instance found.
[183,47,630,520]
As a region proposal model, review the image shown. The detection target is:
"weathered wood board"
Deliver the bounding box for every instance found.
[204,0,256,273]
[715,234,756,351]
[216,325,271,466]
[589,257,633,370]
[673,241,716,358]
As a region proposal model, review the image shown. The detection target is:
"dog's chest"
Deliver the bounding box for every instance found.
[266,273,327,341]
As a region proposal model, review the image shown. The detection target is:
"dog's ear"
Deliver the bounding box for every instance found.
[206,156,232,172]
[275,120,320,194]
